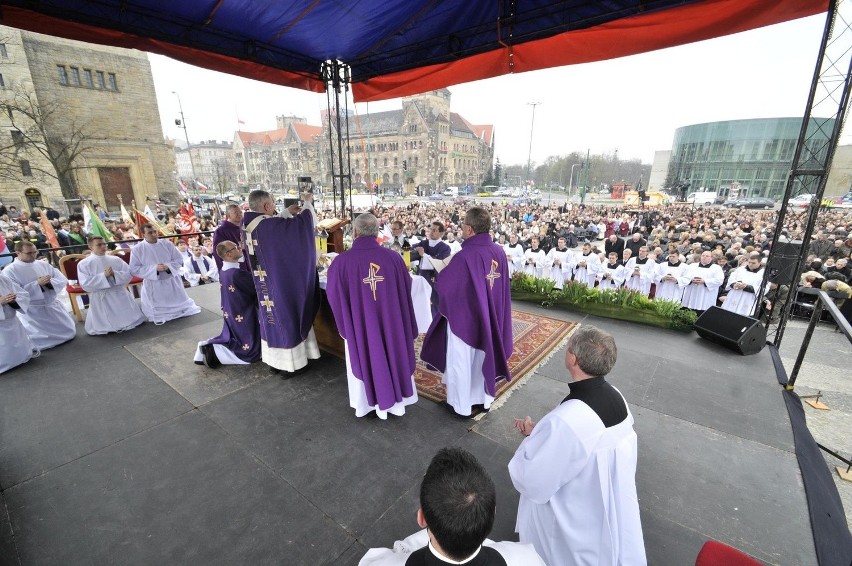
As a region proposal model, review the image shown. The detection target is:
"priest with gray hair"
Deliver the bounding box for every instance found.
[326,213,419,419]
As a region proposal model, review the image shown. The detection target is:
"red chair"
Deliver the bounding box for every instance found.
[695,540,762,566]
[109,248,144,297]
[58,254,88,322]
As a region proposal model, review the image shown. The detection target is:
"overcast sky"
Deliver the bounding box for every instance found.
[151,13,830,168]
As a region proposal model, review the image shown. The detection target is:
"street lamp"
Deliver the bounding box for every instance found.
[172,91,196,192]
[569,163,581,197]
[526,102,541,190]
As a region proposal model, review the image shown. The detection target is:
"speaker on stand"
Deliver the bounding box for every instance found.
[694,306,767,355]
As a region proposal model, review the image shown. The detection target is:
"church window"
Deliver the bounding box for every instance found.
[11,130,24,148]
[20,160,32,176]
[0,73,4,89]
[57,65,68,85]
[96,71,105,89]
[0,44,7,58]
[83,69,94,88]
[70,67,80,86]
[108,73,118,90]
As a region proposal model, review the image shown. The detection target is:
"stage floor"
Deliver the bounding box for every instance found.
[0,283,843,565]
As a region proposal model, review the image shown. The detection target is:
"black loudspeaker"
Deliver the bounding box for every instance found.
[694,306,767,356]
[766,240,802,286]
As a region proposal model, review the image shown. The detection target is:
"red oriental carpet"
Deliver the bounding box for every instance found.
[413,309,578,410]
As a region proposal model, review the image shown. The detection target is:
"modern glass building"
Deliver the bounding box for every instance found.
[665,117,835,199]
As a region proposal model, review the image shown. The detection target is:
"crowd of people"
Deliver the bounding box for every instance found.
[2,194,851,564]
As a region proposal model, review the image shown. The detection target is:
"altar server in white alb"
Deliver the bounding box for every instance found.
[3,241,76,349]
[597,251,625,290]
[654,249,688,302]
[182,243,219,287]
[721,252,765,316]
[522,237,547,278]
[680,250,724,312]
[503,233,525,276]
[509,325,646,566]
[130,224,201,324]
[573,242,601,286]
[77,235,145,335]
[623,246,656,297]
[0,274,36,374]
[546,237,575,289]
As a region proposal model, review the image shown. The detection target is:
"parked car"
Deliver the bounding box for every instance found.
[428,193,444,201]
[788,194,815,208]
[686,191,717,206]
[723,197,776,209]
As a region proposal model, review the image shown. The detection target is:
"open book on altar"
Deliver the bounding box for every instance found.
[316,218,350,253]
[317,218,348,232]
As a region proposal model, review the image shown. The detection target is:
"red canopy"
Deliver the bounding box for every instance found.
[1,0,827,101]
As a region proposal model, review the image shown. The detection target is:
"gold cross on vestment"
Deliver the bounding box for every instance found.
[228,284,236,292]
[486,259,501,290]
[253,268,267,282]
[362,262,385,301]
[223,311,229,319]
[235,314,244,322]
[242,344,250,351]
[261,295,274,312]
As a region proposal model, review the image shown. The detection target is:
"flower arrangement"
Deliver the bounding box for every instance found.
[510,273,697,331]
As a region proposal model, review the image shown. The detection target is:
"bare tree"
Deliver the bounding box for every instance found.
[0,82,98,199]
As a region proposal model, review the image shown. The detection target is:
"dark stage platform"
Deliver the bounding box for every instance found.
[0,284,837,565]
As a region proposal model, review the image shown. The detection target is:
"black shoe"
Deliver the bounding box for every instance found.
[200,344,221,369]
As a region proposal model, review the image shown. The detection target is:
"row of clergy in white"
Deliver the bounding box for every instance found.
[0,235,205,375]
[507,243,767,315]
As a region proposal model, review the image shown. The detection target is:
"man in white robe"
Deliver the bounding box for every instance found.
[502,233,525,277]
[721,253,765,316]
[597,252,625,290]
[572,242,601,286]
[546,237,574,289]
[654,250,688,303]
[360,448,545,566]
[521,237,547,278]
[0,274,36,373]
[3,242,76,350]
[623,246,655,297]
[130,224,201,324]
[77,235,145,335]
[182,244,219,287]
[680,250,724,312]
[509,326,646,566]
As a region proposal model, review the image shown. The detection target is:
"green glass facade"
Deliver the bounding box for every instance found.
[666,117,835,199]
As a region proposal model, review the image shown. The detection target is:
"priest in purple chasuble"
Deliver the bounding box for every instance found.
[421,207,513,417]
[326,213,419,419]
[212,204,248,272]
[194,240,261,368]
[241,189,320,374]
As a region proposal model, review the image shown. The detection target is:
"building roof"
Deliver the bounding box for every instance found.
[289,123,322,143]
[344,110,405,137]
[236,129,288,146]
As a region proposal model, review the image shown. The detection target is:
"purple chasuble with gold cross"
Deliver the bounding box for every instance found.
[326,237,418,409]
[242,210,319,349]
[209,265,260,362]
[421,232,513,395]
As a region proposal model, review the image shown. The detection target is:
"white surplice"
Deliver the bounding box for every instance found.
[503,243,524,276]
[182,254,219,287]
[358,528,546,566]
[654,261,688,302]
[597,261,625,290]
[443,327,494,417]
[546,247,575,289]
[77,253,145,335]
[3,259,76,350]
[0,275,36,373]
[509,397,646,566]
[344,341,418,420]
[129,240,201,324]
[722,265,765,316]
[623,257,655,297]
[679,262,724,310]
[572,251,601,286]
[522,248,548,278]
